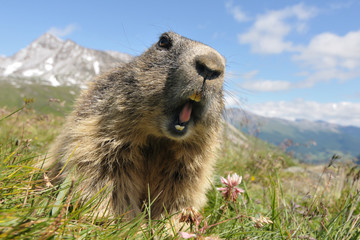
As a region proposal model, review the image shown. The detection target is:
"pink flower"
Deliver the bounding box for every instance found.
[217,173,245,202]
[179,232,196,239]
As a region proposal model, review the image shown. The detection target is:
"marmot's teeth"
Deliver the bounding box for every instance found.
[175,124,185,131]
[189,91,201,102]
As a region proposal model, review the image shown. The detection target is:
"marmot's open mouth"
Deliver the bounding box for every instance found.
[174,91,202,132]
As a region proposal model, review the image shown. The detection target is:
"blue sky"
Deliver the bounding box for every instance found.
[1,0,360,126]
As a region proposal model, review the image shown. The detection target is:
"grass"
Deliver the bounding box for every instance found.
[0,79,79,116]
[0,103,359,239]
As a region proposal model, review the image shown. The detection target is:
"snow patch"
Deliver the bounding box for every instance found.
[93,61,100,75]
[67,77,77,84]
[84,55,93,61]
[45,64,53,71]
[48,75,60,86]
[23,69,44,77]
[80,84,88,89]
[4,62,23,76]
[46,57,54,64]
[45,58,54,71]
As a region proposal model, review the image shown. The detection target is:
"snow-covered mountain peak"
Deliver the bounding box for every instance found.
[0,33,133,86]
[34,33,64,49]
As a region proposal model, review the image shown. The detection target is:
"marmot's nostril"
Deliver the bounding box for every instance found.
[195,53,224,80]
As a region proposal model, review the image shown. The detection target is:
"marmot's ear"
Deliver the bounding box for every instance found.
[158,34,172,49]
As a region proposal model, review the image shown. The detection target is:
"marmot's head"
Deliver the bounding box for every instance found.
[132,32,225,140]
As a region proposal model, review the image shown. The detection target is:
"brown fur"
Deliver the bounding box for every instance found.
[46,32,225,219]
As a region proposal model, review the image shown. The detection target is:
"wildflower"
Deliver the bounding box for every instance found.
[217,173,245,202]
[251,215,273,228]
[179,232,196,239]
[179,207,202,225]
[43,173,53,188]
[179,231,221,240]
[178,207,212,239]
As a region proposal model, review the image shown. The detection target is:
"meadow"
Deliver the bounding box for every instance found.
[0,101,359,239]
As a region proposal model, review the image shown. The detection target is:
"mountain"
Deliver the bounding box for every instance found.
[224,108,360,164]
[0,33,133,86]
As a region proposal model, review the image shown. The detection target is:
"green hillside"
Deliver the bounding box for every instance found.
[226,109,360,164]
[257,118,360,164]
[0,78,79,116]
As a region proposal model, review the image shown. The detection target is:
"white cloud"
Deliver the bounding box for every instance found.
[236,70,293,92]
[224,70,239,81]
[241,80,292,92]
[238,3,317,54]
[246,100,360,127]
[225,1,249,22]
[329,1,354,10]
[242,70,259,80]
[225,93,241,107]
[295,31,360,69]
[235,31,360,91]
[295,69,360,89]
[292,30,360,86]
[236,3,360,88]
[48,24,78,37]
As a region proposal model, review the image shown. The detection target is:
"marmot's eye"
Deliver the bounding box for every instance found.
[158,35,172,49]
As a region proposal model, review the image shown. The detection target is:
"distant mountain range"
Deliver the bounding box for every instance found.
[224,108,360,164]
[1,33,359,164]
[0,33,133,86]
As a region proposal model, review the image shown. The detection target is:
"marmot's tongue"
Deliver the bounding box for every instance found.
[179,102,192,124]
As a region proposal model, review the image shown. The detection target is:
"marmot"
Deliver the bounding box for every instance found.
[46,32,225,219]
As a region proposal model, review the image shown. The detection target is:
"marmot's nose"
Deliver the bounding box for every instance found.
[195,52,224,80]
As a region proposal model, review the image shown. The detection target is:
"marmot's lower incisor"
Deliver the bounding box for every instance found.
[46,32,226,219]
